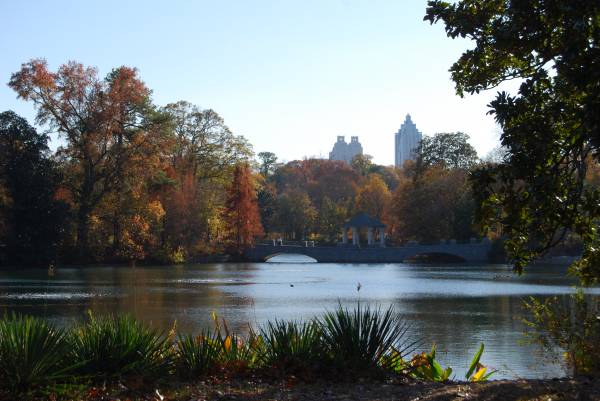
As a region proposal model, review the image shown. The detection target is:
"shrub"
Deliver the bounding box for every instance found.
[258,320,323,376]
[524,289,600,376]
[70,314,171,380]
[318,303,419,378]
[174,331,221,379]
[0,314,72,392]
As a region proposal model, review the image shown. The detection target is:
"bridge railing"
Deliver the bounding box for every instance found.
[256,240,317,247]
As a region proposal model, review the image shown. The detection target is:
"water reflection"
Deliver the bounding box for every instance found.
[0,262,593,379]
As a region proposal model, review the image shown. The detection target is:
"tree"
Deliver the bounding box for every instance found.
[317,196,347,243]
[162,101,252,180]
[272,190,317,240]
[354,174,392,222]
[392,166,475,243]
[415,132,478,174]
[425,1,600,281]
[9,60,167,260]
[223,164,263,253]
[351,154,374,177]
[160,101,252,256]
[0,111,67,265]
[257,151,278,178]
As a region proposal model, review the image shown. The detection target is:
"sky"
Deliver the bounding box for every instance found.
[0,0,505,166]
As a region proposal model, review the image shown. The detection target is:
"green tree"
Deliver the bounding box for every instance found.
[415,132,478,174]
[0,111,68,266]
[257,151,278,178]
[425,1,600,281]
[272,190,317,240]
[162,101,252,180]
[317,196,347,243]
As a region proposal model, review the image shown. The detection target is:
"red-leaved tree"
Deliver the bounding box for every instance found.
[223,164,263,253]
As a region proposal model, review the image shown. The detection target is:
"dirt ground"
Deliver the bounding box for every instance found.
[64,377,600,401]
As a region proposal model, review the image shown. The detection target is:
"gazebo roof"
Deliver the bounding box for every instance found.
[343,212,386,228]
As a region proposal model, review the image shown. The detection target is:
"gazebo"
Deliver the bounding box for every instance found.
[342,212,386,247]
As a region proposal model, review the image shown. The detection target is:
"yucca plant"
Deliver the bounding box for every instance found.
[0,314,72,392]
[70,314,171,380]
[318,303,419,378]
[174,331,221,379]
[258,320,323,376]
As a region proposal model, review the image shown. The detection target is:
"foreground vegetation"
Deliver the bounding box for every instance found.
[0,305,495,398]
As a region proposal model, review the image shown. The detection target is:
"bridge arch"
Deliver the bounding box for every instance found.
[402,252,467,263]
[264,253,319,263]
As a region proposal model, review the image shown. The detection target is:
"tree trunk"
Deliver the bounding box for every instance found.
[76,204,90,261]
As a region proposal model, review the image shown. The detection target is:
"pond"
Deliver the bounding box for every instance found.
[0,257,594,379]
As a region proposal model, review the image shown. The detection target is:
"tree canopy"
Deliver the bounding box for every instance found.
[425,1,600,282]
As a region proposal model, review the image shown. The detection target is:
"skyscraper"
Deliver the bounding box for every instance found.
[329,136,363,164]
[394,114,422,167]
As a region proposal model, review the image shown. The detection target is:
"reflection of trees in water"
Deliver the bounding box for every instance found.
[0,265,257,334]
[82,265,257,333]
[393,295,565,378]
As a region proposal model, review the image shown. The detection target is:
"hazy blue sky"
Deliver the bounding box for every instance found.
[0,0,505,165]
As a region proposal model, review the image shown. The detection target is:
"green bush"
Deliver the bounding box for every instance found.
[0,314,72,392]
[258,320,323,376]
[318,303,419,377]
[70,314,171,380]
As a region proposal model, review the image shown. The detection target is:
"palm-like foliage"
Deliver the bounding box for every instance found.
[258,320,323,376]
[174,331,221,379]
[318,303,419,377]
[70,314,171,380]
[0,314,72,392]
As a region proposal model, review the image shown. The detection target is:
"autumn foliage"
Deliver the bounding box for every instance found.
[1,58,485,267]
[223,164,264,253]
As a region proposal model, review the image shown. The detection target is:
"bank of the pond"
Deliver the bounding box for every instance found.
[9,378,599,401]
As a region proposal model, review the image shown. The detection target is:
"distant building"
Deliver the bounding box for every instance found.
[329,136,363,164]
[394,114,422,167]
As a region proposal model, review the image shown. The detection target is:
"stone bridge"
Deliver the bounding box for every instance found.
[244,241,493,263]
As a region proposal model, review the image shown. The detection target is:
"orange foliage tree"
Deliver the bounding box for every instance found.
[8,59,168,260]
[223,164,264,253]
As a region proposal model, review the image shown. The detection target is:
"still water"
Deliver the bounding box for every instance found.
[0,256,595,379]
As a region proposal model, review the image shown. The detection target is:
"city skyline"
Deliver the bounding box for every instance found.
[0,1,505,165]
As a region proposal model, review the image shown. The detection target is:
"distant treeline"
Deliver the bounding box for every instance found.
[1,59,522,267]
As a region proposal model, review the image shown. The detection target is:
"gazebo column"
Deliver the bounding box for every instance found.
[378,227,385,247]
[342,228,348,244]
[352,227,359,246]
[367,227,374,245]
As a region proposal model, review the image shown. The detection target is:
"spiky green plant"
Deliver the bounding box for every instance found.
[211,312,259,372]
[70,314,171,380]
[258,320,323,376]
[318,303,419,377]
[174,331,221,379]
[0,314,72,392]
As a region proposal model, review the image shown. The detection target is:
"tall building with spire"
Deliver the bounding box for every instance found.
[394,114,422,167]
